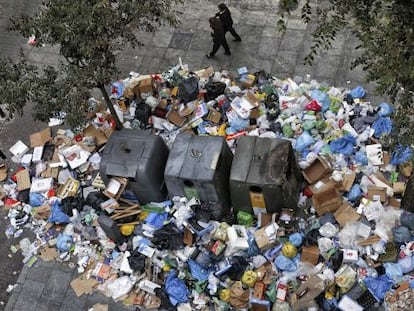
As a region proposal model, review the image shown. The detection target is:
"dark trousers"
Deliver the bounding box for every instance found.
[210,38,230,56]
[224,26,241,41]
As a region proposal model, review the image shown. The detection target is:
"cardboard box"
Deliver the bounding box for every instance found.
[57,177,80,198]
[227,225,249,250]
[338,172,356,192]
[133,76,154,98]
[253,282,266,300]
[254,223,279,250]
[9,140,29,158]
[30,128,51,147]
[62,144,91,170]
[388,196,401,209]
[302,156,331,184]
[312,184,342,215]
[334,202,361,226]
[206,109,221,124]
[301,245,320,265]
[367,186,386,202]
[393,182,406,194]
[103,177,128,200]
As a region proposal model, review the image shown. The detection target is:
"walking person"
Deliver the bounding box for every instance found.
[206,17,231,58]
[215,3,241,42]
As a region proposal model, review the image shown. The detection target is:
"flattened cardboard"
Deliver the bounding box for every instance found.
[166,109,186,127]
[16,169,31,191]
[83,124,108,146]
[334,202,361,227]
[393,182,406,194]
[39,247,58,261]
[388,196,401,209]
[301,245,320,265]
[70,274,99,297]
[30,128,51,147]
[312,184,343,215]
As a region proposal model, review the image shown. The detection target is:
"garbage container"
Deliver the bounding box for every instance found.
[164,133,233,218]
[230,136,302,215]
[100,129,169,204]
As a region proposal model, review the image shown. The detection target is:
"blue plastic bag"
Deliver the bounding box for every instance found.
[354,151,368,165]
[372,117,392,138]
[311,90,330,112]
[246,231,261,257]
[56,233,73,252]
[391,145,413,165]
[274,255,297,272]
[384,263,403,279]
[227,115,249,132]
[295,131,315,152]
[364,275,393,301]
[378,103,393,117]
[392,226,412,242]
[48,201,71,224]
[111,81,124,99]
[165,270,189,305]
[29,192,46,207]
[347,184,361,202]
[289,233,303,247]
[188,259,212,281]
[329,134,356,155]
[350,86,366,99]
[145,212,168,229]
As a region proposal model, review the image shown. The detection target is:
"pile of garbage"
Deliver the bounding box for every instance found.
[1,61,414,311]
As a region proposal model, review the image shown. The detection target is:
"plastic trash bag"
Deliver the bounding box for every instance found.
[372,117,392,138]
[347,184,361,202]
[188,259,211,281]
[106,276,135,300]
[48,201,71,224]
[304,99,321,111]
[145,212,168,229]
[354,151,368,165]
[274,255,297,272]
[228,114,249,132]
[391,145,413,165]
[311,90,330,112]
[165,270,189,305]
[289,233,303,247]
[128,250,146,272]
[384,262,403,279]
[392,226,412,243]
[295,131,315,152]
[378,102,393,117]
[400,212,414,231]
[282,124,294,138]
[397,256,414,274]
[350,86,366,99]
[329,134,356,155]
[56,233,73,252]
[151,223,184,250]
[111,81,124,99]
[29,192,45,207]
[319,222,338,238]
[364,275,393,301]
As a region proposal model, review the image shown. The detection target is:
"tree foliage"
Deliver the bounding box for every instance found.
[4,0,182,128]
[279,0,414,146]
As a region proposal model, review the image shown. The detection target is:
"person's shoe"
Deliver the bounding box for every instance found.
[205,54,214,58]
[233,38,241,42]
[225,51,231,56]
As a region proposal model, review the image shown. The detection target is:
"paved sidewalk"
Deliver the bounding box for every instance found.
[1,1,385,310]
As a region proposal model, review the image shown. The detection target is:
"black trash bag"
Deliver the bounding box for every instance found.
[61,196,84,217]
[269,122,282,134]
[17,189,30,204]
[304,228,320,246]
[151,223,184,250]
[135,103,152,125]
[226,256,249,280]
[328,250,343,272]
[178,73,199,103]
[155,287,176,311]
[128,251,146,272]
[86,191,107,210]
[205,81,226,101]
[192,201,227,222]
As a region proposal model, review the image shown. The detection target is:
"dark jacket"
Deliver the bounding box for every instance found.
[215,8,233,28]
[209,17,225,42]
